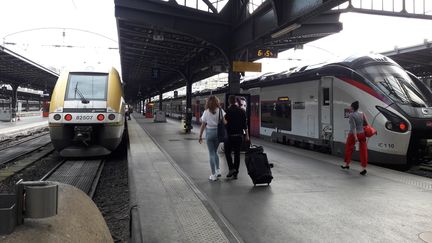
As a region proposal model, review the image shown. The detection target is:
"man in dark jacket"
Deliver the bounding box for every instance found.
[224,95,249,179]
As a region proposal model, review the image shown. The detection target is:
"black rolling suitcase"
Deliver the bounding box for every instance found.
[245,145,273,186]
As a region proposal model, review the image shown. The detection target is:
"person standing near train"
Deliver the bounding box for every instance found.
[341,101,368,175]
[224,95,249,179]
[199,95,224,181]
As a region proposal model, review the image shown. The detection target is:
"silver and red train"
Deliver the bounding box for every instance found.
[160,54,432,166]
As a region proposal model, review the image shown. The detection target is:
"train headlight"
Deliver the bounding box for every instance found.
[65,114,72,121]
[385,121,393,130]
[108,114,115,120]
[376,106,409,133]
[97,114,105,121]
[53,114,61,120]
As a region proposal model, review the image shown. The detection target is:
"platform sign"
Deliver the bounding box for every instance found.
[232,61,262,72]
[255,47,278,58]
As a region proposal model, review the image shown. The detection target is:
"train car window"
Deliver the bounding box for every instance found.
[322,88,330,106]
[359,65,431,107]
[274,101,292,131]
[261,101,275,128]
[66,74,108,100]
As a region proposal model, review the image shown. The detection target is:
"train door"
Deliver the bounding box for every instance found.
[319,77,333,144]
[250,95,260,137]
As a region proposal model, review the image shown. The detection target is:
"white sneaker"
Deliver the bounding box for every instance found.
[209,174,218,181]
[216,169,221,177]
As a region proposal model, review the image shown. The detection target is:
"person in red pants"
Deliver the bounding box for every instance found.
[341,101,368,175]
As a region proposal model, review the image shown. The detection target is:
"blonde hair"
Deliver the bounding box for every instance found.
[205,95,220,114]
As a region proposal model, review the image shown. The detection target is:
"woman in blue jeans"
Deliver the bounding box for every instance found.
[198,95,225,181]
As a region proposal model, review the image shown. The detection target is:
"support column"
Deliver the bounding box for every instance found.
[185,79,193,133]
[159,93,163,110]
[228,70,241,94]
[11,84,18,121]
[26,99,29,112]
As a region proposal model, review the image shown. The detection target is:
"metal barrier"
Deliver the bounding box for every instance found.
[0,180,58,235]
[0,110,12,122]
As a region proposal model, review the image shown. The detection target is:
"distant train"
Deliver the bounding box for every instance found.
[160,54,432,166]
[48,68,126,157]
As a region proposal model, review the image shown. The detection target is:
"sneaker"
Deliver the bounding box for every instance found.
[216,169,221,177]
[209,174,218,181]
[232,173,238,180]
[360,169,367,176]
[226,169,236,178]
[340,165,350,169]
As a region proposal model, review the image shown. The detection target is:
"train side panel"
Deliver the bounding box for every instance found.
[259,80,319,140]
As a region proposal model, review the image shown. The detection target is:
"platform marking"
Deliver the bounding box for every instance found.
[128,118,232,243]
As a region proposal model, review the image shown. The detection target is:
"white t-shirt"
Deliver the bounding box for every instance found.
[200,108,225,129]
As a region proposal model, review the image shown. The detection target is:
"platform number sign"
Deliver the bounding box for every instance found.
[255,48,277,58]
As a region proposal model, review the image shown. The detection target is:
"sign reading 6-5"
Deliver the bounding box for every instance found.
[255,48,278,58]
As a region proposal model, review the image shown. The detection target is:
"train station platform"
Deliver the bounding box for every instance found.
[0,115,48,141]
[128,115,432,243]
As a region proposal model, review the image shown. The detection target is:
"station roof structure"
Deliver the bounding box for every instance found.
[115,0,346,100]
[382,41,432,78]
[0,45,59,92]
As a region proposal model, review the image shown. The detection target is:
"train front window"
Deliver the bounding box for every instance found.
[66,74,108,100]
[359,65,430,107]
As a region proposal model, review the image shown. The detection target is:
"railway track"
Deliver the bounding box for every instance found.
[41,159,105,197]
[401,161,432,179]
[0,133,52,166]
[0,131,50,151]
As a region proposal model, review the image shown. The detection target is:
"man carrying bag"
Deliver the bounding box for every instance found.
[224,95,249,179]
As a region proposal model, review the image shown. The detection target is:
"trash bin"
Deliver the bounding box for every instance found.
[23,181,58,218]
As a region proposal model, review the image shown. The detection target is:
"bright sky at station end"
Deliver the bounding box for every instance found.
[0,0,432,83]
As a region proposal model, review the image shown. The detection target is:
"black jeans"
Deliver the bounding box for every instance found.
[224,135,243,173]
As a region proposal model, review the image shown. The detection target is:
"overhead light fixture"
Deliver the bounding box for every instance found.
[271,23,301,39]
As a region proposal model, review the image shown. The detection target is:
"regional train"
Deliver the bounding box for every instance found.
[48,68,126,157]
[160,54,432,166]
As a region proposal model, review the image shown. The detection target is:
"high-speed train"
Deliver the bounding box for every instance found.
[48,68,126,157]
[161,54,432,166]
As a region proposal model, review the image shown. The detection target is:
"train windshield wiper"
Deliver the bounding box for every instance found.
[74,83,89,104]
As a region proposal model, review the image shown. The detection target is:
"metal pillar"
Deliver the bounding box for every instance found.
[11,84,18,121]
[159,93,163,110]
[185,80,193,133]
[26,99,29,112]
[228,70,241,94]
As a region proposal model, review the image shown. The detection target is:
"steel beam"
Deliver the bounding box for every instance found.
[115,0,231,47]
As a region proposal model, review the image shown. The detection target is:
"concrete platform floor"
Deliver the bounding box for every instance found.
[0,116,48,140]
[133,116,432,243]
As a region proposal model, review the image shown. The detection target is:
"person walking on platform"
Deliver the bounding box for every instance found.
[341,101,368,175]
[224,95,249,179]
[199,95,225,181]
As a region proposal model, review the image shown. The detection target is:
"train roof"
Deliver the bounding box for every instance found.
[160,54,400,100]
[241,54,401,89]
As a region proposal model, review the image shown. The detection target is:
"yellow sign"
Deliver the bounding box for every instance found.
[232,61,262,72]
[256,48,277,58]
[278,97,289,101]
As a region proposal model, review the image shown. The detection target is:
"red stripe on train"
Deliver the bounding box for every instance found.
[338,77,386,103]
